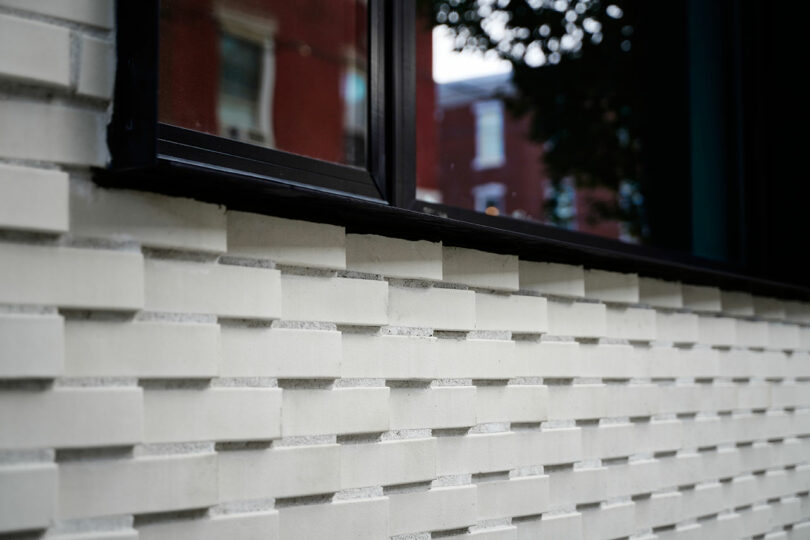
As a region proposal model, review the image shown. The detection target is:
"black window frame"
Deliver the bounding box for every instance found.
[102,0,810,300]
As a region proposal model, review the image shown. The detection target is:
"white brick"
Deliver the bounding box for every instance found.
[477,476,550,520]
[281,388,389,436]
[138,512,278,540]
[278,497,388,540]
[342,333,437,380]
[638,277,682,308]
[547,384,658,420]
[389,386,476,430]
[753,296,787,320]
[218,444,340,501]
[720,290,755,316]
[518,427,583,466]
[634,491,681,530]
[654,311,698,344]
[0,101,108,166]
[388,285,475,331]
[516,512,583,540]
[682,284,721,312]
[514,340,580,378]
[436,432,519,476]
[550,466,608,507]
[341,438,436,489]
[584,269,639,303]
[145,259,280,319]
[143,388,281,443]
[282,274,387,326]
[519,261,585,298]
[469,525,518,539]
[0,13,70,87]
[346,234,441,279]
[221,326,340,379]
[800,327,810,352]
[0,164,68,233]
[579,342,644,378]
[0,243,143,310]
[606,306,656,341]
[649,346,718,379]
[58,453,217,519]
[0,387,141,449]
[37,529,137,540]
[65,320,219,378]
[475,385,548,424]
[227,212,345,269]
[0,463,55,533]
[546,299,606,338]
[785,301,810,324]
[388,485,477,535]
[0,313,63,378]
[769,322,801,351]
[581,501,635,540]
[697,315,736,347]
[70,184,227,253]
[0,0,113,29]
[475,292,548,333]
[736,319,770,349]
[434,338,518,380]
[77,36,113,99]
[443,247,519,291]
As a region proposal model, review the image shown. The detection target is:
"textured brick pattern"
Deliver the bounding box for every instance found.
[1,4,809,539]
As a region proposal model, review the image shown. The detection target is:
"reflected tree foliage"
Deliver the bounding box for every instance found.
[419,0,648,239]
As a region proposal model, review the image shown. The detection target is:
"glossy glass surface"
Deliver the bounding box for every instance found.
[159,0,368,167]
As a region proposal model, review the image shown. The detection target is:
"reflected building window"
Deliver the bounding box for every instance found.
[216,8,276,146]
[342,59,367,167]
[472,100,505,170]
[473,182,506,216]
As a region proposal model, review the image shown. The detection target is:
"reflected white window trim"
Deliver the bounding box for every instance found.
[472,181,507,213]
[215,6,277,147]
[472,99,505,170]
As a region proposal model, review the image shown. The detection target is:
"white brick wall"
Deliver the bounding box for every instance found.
[0,3,809,538]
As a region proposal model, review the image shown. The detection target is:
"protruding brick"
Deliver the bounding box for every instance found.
[58,453,217,519]
[281,388,389,437]
[145,259,280,319]
[584,269,639,303]
[655,311,699,344]
[519,261,585,298]
[443,247,519,291]
[228,212,345,269]
[697,315,736,347]
[342,333,437,380]
[638,277,682,308]
[218,444,340,501]
[340,438,436,489]
[475,292,548,333]
[0,0,114,29]
[0,463,56,533]
[282,274,387,326]
[434,338,518,380]
[221,326,341,379]
[0,313,63,378]
[0,13,70,87]
[65,320,219,378]
[605,306,656,341]
[346,234,442,280]
[388,285,475,331]
[0,387,142,449]
[682,284,722,312]
[476,476,550,520]
[70,184,227,253]
[388,485,477,536]
[138,512,278,540]
[0,242,143,310]
[546,299,606,338]
[475,385,548,424]
[0,164,68,233]
[0,101,109,166]
[389,386,476,430]
[721,290,755,316]
[143,388,281,443]
[77,36,114,99]
[278,498,388,540]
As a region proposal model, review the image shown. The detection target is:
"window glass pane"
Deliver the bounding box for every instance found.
[416,1,736,261]
[159,0,368,167]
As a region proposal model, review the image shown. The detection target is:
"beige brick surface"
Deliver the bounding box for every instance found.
[228,212,345,269]
[0,313,63,378]
[519,260,585,297]
[0,13,70,87]
[638,277,682,308]
[0,164,68,233]
[346,233,442,279]
[546,299,606,338]
[70,184,227,253]
[281,274,387,325]
[388,284,476,331]
[584,269,639,303]
[145,258,280,319]
[443,247,519,291]
[475,292,548,333]
[0,242,143,310]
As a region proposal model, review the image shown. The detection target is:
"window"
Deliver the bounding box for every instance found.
[107,0,810,295]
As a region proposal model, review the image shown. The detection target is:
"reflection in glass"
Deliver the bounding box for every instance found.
[159,0,368,167]
[416,0,699,248]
